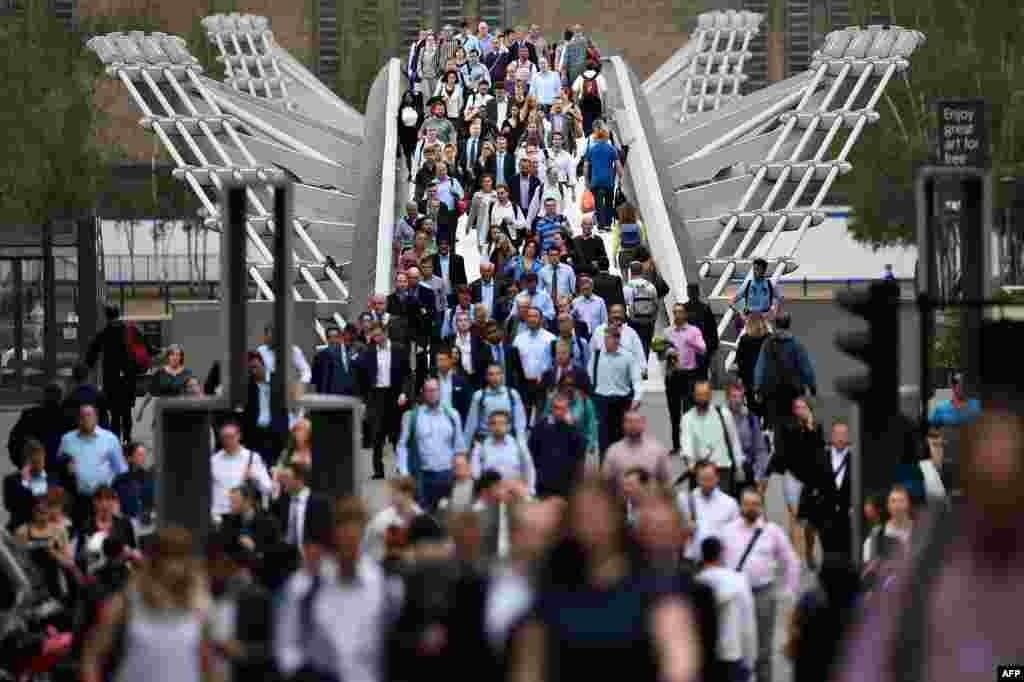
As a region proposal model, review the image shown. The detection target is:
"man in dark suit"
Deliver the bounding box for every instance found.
[432,239,468,306]
[275,461,332,550]
[484,83,511,136]
[387,270,434,350]
[542,340,592,396]
[508,156,541,219]
[356,321,414,479]
[458,118,486,191]
[508,34,538,64]
[419,182,458,245]
[591,257,626,309]
[242,352,288,463]
[310,326,357,396]
[8,383,66,471]
[469,262,503,322]
[436,348,473,421]
[478,320,526,397]
[491,135,518,189]
[219,484,282,557]
[804,421,854,564]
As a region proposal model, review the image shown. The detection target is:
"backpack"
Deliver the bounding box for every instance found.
[760,335,802,395]
[620,222,642,249]
[126,322,151,372]
[628,281,658,325]
[476,388,522,439]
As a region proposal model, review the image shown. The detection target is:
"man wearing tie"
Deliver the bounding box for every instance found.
[807,421,854,563]
[484,83,510,137]
[493,134,517,189]
[459,118,485,191]
[310,326,356,397]
[470,263,499,319]
[539,243,576,303]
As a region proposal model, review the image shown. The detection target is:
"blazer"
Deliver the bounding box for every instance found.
[432,252,468,292]
[490,151,519,188]
[541,364,592,396]
[355,342,414,398]
[241,376,289,454]
[802,446,853,525]
[387,288,435,344]
[274,490,334,545]
[310,345,357,396]
[458,136,486,175]
[437,371,474,422]
[508,173,542,215]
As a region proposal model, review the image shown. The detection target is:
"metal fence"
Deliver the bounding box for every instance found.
[104,254,220,283]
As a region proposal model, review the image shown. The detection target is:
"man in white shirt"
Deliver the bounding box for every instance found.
[678,460,740,562]
[698,536,758,682]
[275,498,396,682]
[513,308,556,423]
[210,421,273,523]
[547,132,575,200]
[257,325,312,384]
[572,276,608,336]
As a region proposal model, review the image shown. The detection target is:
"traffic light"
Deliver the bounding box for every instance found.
[834,280,901,435]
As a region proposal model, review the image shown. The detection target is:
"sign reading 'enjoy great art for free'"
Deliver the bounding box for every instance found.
[935,98,991,168]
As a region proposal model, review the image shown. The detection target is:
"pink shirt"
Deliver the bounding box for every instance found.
[721,517,801,595]
[604,436,671,493]
[665,324,706,370]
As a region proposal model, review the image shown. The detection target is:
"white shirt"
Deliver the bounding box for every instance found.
[363,504,422,562]
[699,566,758,667]
[455,332,474,375]
[471,436,536,495]
[375,344,392,388]
[210,448,273,520]
[513,328,557,380]
[549,148,574,184]
[274,557,394,682]
[257,344,312,384]
[919,459,947,503]
[287,487,310,546]
[679,487,740,561]
[485,565,534,651]
[831,447,849,488]
[494,98,509,125]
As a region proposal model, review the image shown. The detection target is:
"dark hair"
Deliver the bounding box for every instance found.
[72,363,90,383]
[701,536,724,564]
[105,305,121,320]
[407,514,446,545]
[474,469,503,496]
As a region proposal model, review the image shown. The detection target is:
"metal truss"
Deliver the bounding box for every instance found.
[664,26,927,367]
[87,28,363,341]
[644,10,763,124]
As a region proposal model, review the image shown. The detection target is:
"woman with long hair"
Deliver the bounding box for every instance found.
[771,396,825,568]
[491,233,518,284]
[435,70,465,130]
[578,76,603,137]
[862,484,915,565]
[397,89,424,180]
[467,172,498,245]
[509,476,700,682]
[81,526,210,682]
[735,313,770,414]
[508,238,544,283]
[135,344,191,424]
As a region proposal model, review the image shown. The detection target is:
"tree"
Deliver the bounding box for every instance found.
[837,0,1024,248]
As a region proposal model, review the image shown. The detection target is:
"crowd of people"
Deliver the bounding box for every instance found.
[0,17,1005,682]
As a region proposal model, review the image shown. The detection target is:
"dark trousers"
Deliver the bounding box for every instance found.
[522,379,546,425]
[594,394,632,460]
[593,185,615,228]
[666,369,697,451]
[107,381,135,443]
[368,387,401,477]
[631,321,655,363]
[418,469,453,512]
[712,660,751,682]
[817,512,853,561]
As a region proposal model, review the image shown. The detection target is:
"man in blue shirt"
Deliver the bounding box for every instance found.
[397,378,467,511]
[732,258,780,320]
[58,403,127,525]
[582,124,622,231]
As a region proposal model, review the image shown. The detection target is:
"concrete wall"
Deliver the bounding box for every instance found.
[166,300,319,383]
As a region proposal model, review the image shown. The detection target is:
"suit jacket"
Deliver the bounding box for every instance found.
[469,278,504,310]
[220,511,281,555]
[592,272,626,309]
[437,371,474,422]
[2,472,35,532]
[490,151,519,188]
[541,364,592,396]
[387,288,435,345]
[241,376,289,452]
[355,342,414,399]
[310,345,357,396]
[478,342,525,392]
[805,446,853,525]
[509,40,538,64]
[418,200,458,242]
[458,136,486,178]
[85,319,136,388]
[508,173,542,215]
[432,253,468,294]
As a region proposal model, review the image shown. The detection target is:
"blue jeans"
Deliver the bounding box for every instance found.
[418,469,453,512]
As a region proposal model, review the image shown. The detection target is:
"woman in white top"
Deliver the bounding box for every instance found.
[82,527,209,682]
[434,70,465,124]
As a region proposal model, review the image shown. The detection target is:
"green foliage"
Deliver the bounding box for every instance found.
[838,1,1024,249]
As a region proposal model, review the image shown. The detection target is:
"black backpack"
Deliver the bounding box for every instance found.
[760,335,802,395]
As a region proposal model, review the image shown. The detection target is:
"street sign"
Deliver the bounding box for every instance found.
[935,98,991,168]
